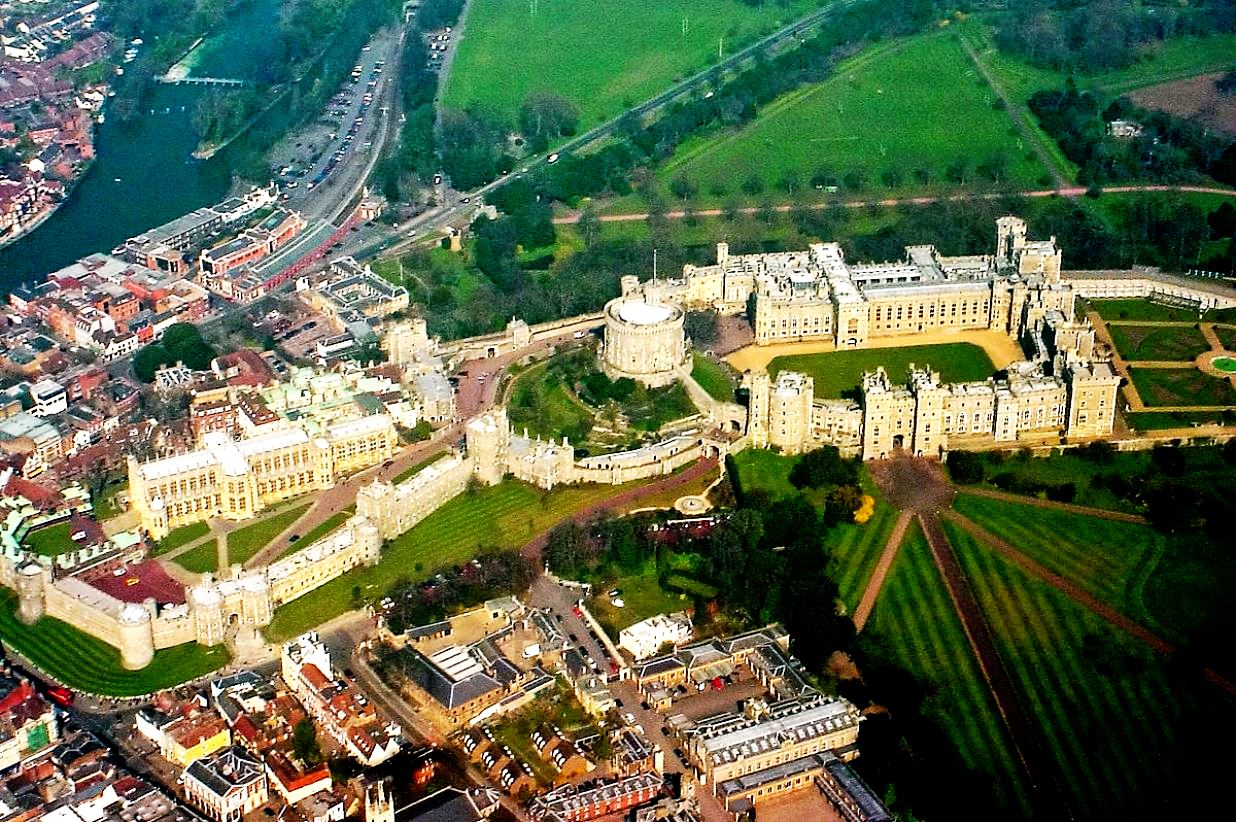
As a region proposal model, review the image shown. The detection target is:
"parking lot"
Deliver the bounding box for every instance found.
[267,28,397,220]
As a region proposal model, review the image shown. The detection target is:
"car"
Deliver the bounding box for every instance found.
[343,667,356,680]
[288,534,300,543]
[47,687,74,708]
[433,174,442,185]
[461,197,470,203]
[623,712,637,725]
[547,153,560,164]
[571,605,583,618]
[608,588,621,597]
[568,633,579,642]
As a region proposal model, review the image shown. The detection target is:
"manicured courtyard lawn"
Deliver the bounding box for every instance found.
[1129,367,1236,408]
[151,522,210,557]
[949,523,1234,821]
[1214,325,1236,352]
[0,594,228,696]
[265,478,664,641]
[176,504,311,574]
[655,32,1050,204]
[589,567,690,638]
[769,343,994,398]
[22,522,73,556]
[865,524,1032,817]
[691,352,736,402]
[444,0,825,129]
[1106,324,1209,362]
[952,495,1162,628]
[1090,299,1203,323]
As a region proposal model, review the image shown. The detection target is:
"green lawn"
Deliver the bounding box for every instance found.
[1090,299,1203,323]
[444,0,826,130]
[277,510,354,560]
[265,478,662,641]
[507,361,594,442]
[589,566,691,638]
[654,32,1050,206]
[962,449,1153,513]
[1124,410,1234,431]
[769,343,995,398]
[624,382,698,431]
[0,593,228,696]
[949,521,1233,821]
[728,448,801,501]
[1106,324,1210,362]
[1214,326,1236,352]
[151,522,210,557]
[691,352,737,402]
[829,499,897,613]
[975,28,1236,103]
[175,504,311,574]
[22,522,73,557]
[1129,367,1236,408]
[92,481,127,520]
[952,495,1162,629]
[866,523,1032,817]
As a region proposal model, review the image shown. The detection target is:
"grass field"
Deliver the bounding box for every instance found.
[151,522,210,557]
[691,352,736,402]
[653,32,1050,206]
[175,504,311,574]
[866,523,1032,817]
[952,494,1162,629]
[829,499,897,612]
[768,343,994,398]
[22,522,73,556]
[728,448,801,501]
[1129,367,1236,408]
[1090,299,1204,323]
[1106,324,1209,362]
[1124,410,1233,431]
[392,453,449,485]
[444,0,825,130]
[277,510,354,560]
[589,566,690,638]
[0,593,228,696]
[948,521,1231,821]
[974,28,1236,103]
[265,478,662,641]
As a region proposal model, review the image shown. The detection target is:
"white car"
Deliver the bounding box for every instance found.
[547,153,560,164]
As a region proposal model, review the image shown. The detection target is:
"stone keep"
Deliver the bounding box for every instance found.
[600,296,689,388]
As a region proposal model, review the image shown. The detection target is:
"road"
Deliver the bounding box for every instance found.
[345,0,868,260]
[554,184,1236,225]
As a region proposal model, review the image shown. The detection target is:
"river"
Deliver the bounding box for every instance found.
[0,84,234,294]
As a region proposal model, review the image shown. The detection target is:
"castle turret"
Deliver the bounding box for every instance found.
[356,520,382,566]
[745,371,771,448]
[996,215,1027,265]
[118,602,155,670]
[466,409,510,486]
[188,576,226,646]
[16,562,45,626]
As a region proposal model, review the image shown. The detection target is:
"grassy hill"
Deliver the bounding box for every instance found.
[443,0,826,129]
[648,31,1052,207]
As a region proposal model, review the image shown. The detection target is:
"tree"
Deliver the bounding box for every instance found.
[945,450,985,484]
[519,92,580,153]
[292,718,323,767]
[789,446,858,489]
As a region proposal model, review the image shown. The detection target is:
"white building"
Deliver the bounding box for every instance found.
[619,612,693,661]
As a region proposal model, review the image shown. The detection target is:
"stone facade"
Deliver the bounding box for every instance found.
[599,295,689,388]
[128,416,397,540]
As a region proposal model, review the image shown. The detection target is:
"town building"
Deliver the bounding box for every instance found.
[0,675,59,769]
[182,745,269,822]
[528,772,663,822]
[619,612,693,661]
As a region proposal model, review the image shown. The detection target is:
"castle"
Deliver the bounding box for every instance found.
[622,217,1122,458]
[127,415,397,540]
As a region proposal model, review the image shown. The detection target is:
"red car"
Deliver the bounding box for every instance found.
[47,686,74,708]
[571,606,583,618]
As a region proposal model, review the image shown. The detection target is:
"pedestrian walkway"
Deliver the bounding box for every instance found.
[851,510,912,631]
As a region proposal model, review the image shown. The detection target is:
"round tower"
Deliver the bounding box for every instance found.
[118,603,155,670]
[16,562,45,626]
